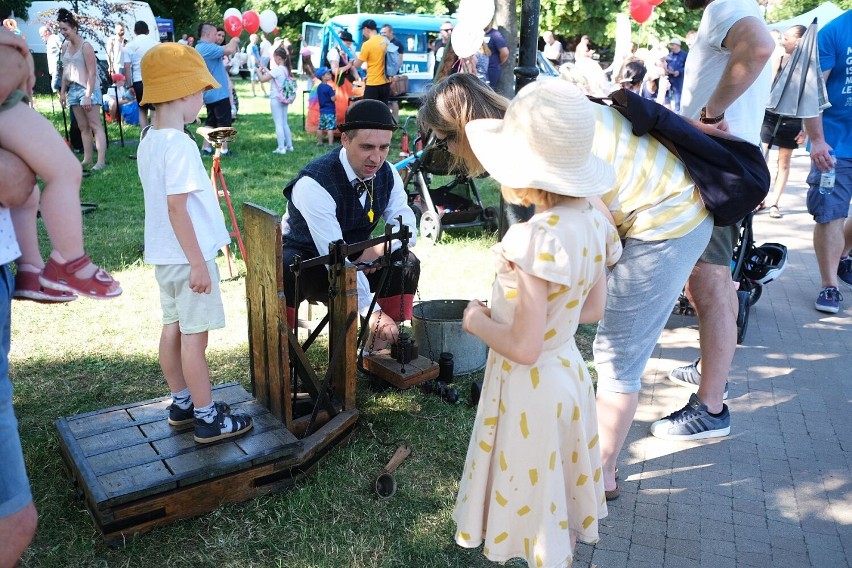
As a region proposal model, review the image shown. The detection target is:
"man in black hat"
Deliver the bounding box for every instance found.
[282,100,419,350]
[351,19,391,103]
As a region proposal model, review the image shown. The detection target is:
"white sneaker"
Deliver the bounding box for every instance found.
[273,148,286,155]
[286,146,294,152]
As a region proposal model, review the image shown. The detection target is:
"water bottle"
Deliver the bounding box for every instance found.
[819,150,836,195]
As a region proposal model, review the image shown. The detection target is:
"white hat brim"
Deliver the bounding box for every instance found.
[465,118,615,198]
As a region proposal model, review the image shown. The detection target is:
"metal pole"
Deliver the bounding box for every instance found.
[499,0,540,239]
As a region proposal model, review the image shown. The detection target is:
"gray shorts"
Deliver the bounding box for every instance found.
[155,260,226,334]
[595,215,714,394]
[699,224,739,266]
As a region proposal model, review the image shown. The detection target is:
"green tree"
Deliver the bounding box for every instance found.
[765,0,852,22]
[1,0,32,19]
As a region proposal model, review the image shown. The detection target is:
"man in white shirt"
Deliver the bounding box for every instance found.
[281,100,418,350]
[106,22,126,75]
[38,25,62,92]
[653,0,774,441]
[123,20,159,128]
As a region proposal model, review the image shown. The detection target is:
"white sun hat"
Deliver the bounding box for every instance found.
[464,79,615,197]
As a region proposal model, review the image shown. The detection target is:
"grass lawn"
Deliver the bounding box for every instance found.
[13,79,597,567]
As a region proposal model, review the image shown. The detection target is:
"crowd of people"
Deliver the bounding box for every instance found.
[1,2,850,566]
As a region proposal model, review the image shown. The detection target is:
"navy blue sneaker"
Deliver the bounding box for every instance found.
[168,400,231,426]
[194,410,253,444]
[650,393,731,441]
[838,258,852,289]
[815,286,843,314]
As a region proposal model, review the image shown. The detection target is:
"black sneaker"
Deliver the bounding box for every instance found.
[650,393,731,441]
[168,400,231,426]
[194,410,253,444]
[838,258,852,289]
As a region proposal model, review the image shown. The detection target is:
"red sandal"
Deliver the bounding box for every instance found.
[39,254,122,299]
[13,270,78,303]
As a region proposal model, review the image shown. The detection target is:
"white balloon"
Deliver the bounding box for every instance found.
[223,8,242,22]
[259,10,277,34]
[450,21,485,59]
[457,0,495,30]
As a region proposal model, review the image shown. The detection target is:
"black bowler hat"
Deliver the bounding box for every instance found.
[340,30,353,42]
[338,99,399,132]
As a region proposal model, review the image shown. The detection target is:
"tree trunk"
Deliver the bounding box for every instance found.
[494,0,517,98]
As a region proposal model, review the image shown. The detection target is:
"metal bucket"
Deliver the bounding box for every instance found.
[411,300,487,375]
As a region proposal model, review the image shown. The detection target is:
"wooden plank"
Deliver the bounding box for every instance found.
[98,460,176,502]
[243,203,280,417]
[330,263,358,410]
[88,442,161,476]
[276,290,293,430]
[78,425,149,457]
[66,409,134,438]
[238,429,302,466]
[363,351,440,389]
[167,442,251,486]
[56,418,109,506]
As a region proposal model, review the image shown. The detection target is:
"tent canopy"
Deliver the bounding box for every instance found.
[767,1,844,30]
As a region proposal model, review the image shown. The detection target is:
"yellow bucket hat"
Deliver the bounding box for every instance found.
[140,43,219,105]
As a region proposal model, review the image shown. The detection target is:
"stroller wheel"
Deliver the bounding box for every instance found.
[410,202,423,226]
[748,284,762,306]
[482,206,499,233]
[420,211,443,243]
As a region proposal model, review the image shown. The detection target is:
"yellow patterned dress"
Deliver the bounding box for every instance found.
[454,203,622,568]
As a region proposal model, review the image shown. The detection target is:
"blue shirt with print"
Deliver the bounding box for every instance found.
[818,10,852,158]
[196,41,229,104]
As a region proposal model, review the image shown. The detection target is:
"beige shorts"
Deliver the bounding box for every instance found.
[155,259,225,334]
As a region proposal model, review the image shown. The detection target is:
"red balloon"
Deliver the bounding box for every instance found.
[224,15,242,37]
[272,27,278,35]
[242,10,260,34]
[630,0,654,23]
[647,0,664,5]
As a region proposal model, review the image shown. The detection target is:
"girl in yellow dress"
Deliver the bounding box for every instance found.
[454,79,622,567]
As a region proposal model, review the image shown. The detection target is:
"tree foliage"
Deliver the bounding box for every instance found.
[1,0,33,19]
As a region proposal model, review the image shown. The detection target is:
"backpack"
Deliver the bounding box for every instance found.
[590,89,770,227]
[384,38,402,79]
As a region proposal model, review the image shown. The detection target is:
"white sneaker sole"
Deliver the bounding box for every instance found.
[650,424,731,441]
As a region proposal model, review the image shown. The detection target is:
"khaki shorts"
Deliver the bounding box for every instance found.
[155,259,225,334]
[698,224,739,266]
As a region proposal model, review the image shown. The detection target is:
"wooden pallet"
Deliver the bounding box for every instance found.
[362,350,440,389]
[56,383,358,544]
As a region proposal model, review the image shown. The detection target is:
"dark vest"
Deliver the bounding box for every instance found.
[282,148,394,258]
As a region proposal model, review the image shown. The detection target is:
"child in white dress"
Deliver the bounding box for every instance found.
[454,79,622,567]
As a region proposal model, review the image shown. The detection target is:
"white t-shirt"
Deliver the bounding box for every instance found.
[123,33,159,82]
[268,66,291,99]
[0,208,21,266]
[681,0,771,146]
[138,128,230,265]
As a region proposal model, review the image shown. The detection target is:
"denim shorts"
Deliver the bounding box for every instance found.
[155,260,226,334]
[0,265,33,519]
[67,81,103,107]
[806,158,852,224]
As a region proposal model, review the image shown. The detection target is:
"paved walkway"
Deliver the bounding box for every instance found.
[574,152,852,568]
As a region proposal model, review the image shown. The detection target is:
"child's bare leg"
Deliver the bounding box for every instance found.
[180,331,213,408]
[327,130,333,145]
[317,128,323,145]
[0,102,117,291]
[160,322,188,393]
[83,104,106,167]
[10,186,43,272]
[71,105,93,166]
[570,530,577,551]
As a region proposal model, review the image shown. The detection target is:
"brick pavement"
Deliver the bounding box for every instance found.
[573,152,852,568]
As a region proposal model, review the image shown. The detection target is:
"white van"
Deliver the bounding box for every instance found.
[13,0,159,94]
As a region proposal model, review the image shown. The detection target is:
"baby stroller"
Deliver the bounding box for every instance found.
[672,212,787,344]
[394,117,498,243]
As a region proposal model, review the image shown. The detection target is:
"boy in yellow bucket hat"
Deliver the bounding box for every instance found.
[137,43,252,443]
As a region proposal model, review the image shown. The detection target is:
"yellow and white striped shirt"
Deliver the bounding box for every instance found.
[593,105,710,241]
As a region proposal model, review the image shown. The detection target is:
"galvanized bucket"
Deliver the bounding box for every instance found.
[411,300,487,375]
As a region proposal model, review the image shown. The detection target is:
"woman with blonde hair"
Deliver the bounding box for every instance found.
[57,8,107,171]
